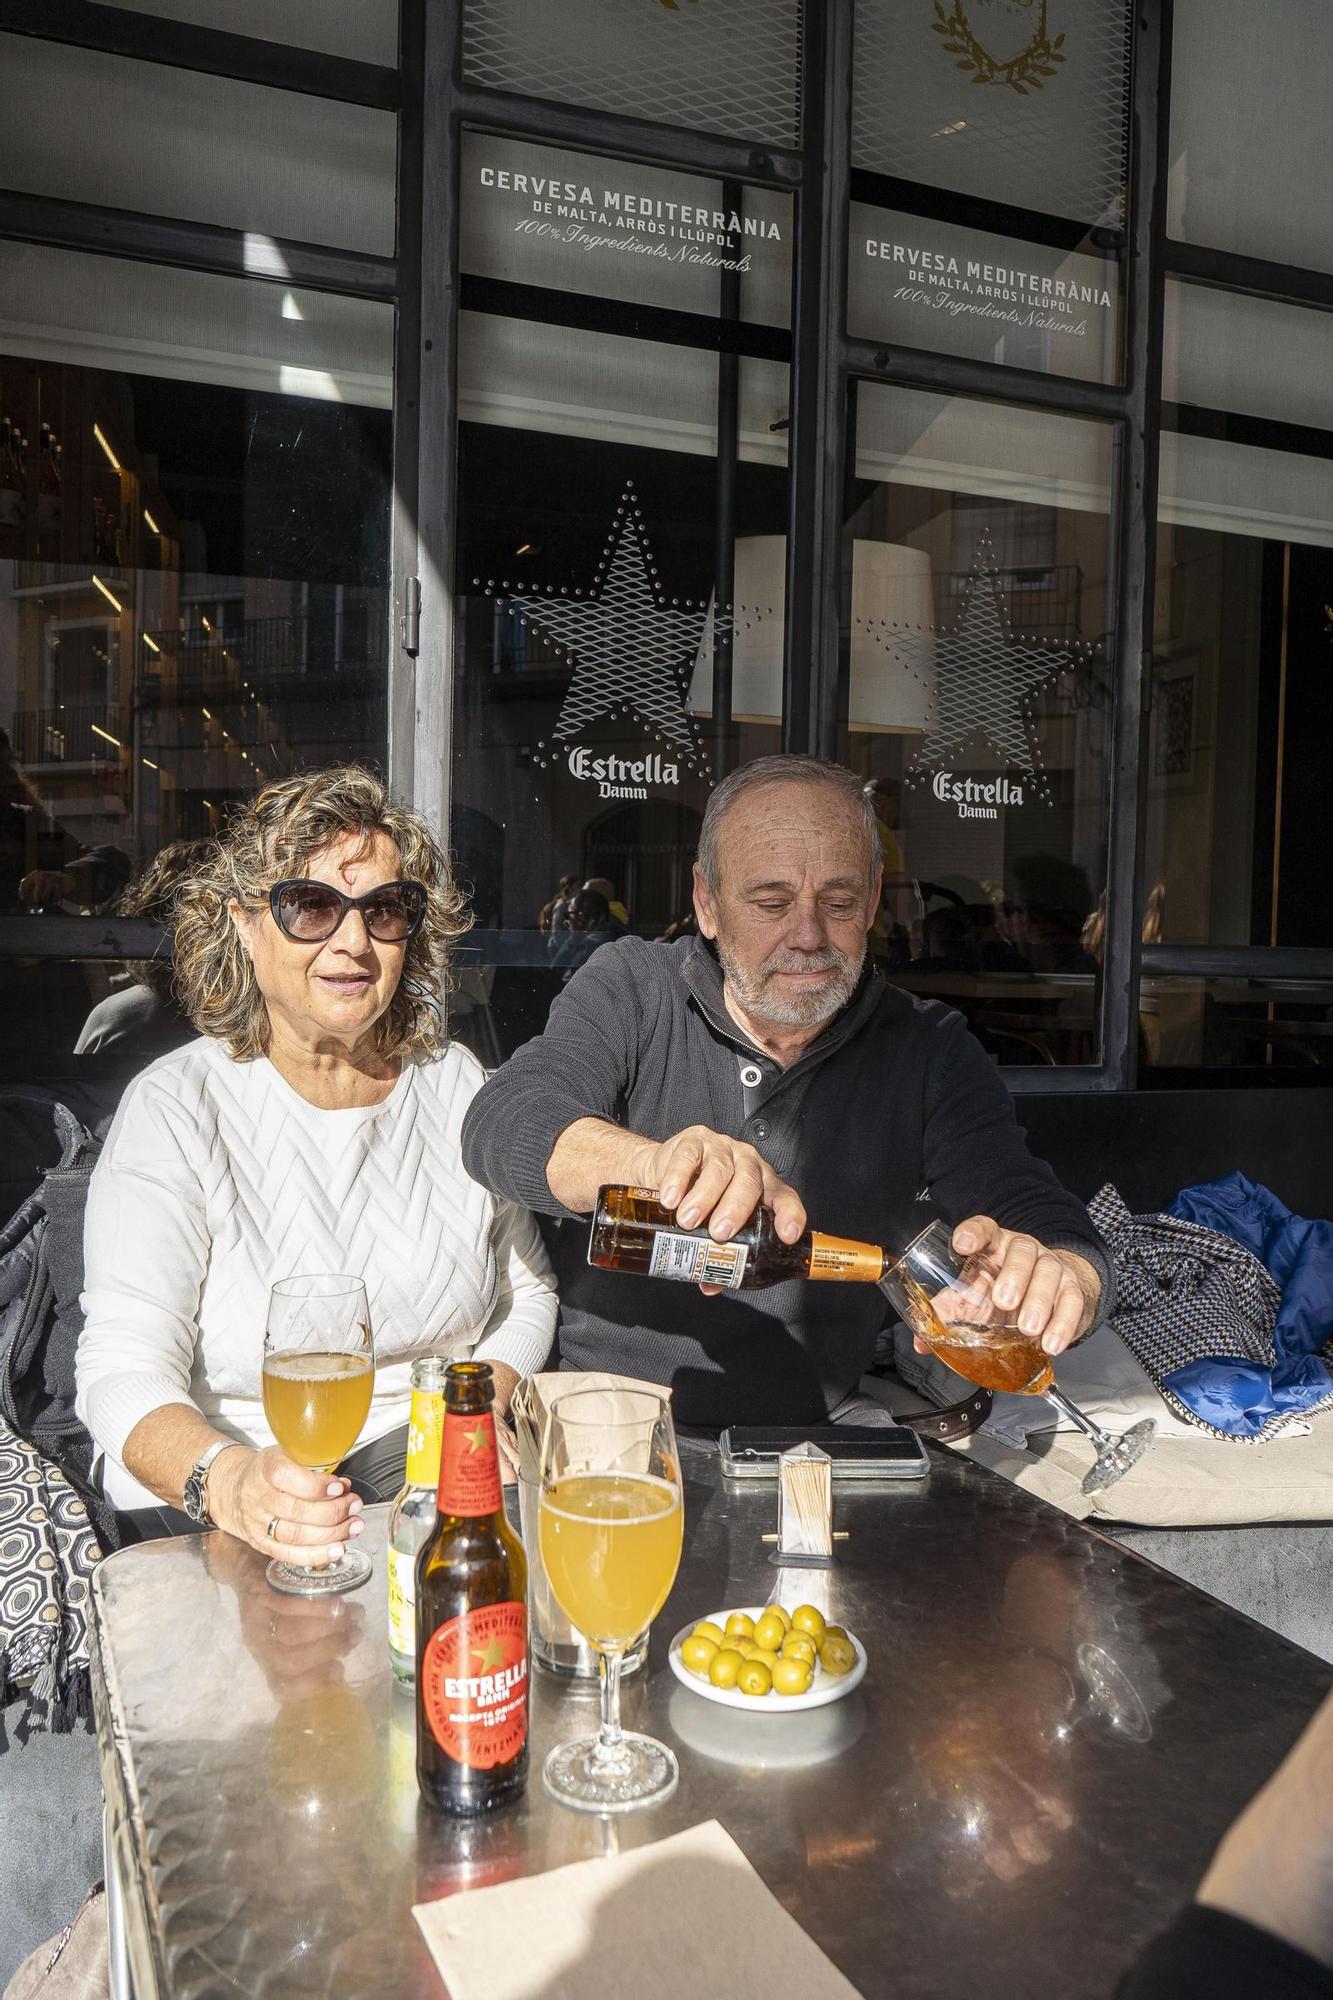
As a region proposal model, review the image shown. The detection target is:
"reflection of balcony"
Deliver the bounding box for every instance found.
[6,562,131,602]
[939,562,1084,639]
[10,705,126,767]
[141,609,388,702]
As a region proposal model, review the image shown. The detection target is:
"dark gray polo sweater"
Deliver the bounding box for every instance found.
[461,935,1110,1426]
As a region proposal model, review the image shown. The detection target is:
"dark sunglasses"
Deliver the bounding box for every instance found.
[267,878,427,944]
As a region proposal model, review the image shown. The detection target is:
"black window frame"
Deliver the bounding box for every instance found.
[0,0,1328,1091]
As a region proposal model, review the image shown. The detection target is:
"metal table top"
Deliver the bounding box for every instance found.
[91,1450,1331,2000]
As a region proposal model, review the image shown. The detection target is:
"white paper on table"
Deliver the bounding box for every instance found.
[412,1818,864,2000]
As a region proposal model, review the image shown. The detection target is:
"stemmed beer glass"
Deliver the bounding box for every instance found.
[538,1388,683,1812]
[261,1274,374,1597]
[881,1222,1153,1494]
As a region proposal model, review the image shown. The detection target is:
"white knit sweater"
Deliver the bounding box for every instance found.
[76,1037,557,1508]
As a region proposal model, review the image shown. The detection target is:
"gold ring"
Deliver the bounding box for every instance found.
[265,1516,279,1541]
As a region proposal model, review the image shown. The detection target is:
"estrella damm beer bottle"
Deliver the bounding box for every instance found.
[416,1361,529,1815]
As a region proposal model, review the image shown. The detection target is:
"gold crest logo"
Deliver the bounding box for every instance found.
[931,0,1066,94]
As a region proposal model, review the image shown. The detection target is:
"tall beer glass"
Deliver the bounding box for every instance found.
[538,1388,682,1812]
[262,1274,374,1597]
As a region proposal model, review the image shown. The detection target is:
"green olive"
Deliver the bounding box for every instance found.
[771,1655,814,1697]
[790,1604,826,1642]
[692,1619,726,1647]
[781,1633,817,1665]
[709,1647,745,1690]
[819,1635,857,1677]
[737,1659,773,1698]
[753,1612,787,1652]
[762,1603,792,1630]
[680,1634,719,1678]
[724,1611,756,1642]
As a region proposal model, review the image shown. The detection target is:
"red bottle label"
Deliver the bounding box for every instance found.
[420,1601,528,1769]
[437,1409,502,1516]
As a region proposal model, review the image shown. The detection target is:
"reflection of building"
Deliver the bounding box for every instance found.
[0,356,387,874]
[0,1,1329,1095]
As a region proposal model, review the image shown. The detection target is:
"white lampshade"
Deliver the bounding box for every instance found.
[688,537,933,731]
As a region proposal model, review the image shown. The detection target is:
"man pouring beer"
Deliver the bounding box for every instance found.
[462,755,1108,1430]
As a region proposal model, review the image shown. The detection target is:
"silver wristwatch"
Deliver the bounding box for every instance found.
[182,1440,236,1526]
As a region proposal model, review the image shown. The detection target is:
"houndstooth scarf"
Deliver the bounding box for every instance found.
[1088,1184,1333,1443]
[0,1415,100,1741]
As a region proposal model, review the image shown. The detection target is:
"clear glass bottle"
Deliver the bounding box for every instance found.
[386,1355,446,1686]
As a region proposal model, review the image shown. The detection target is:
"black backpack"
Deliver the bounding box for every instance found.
[0,1092,121,1553]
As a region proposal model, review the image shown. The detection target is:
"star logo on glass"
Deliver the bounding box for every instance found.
[476,480,717,779]
[857,529,1097,801]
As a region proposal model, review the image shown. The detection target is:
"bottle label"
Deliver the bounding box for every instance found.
[649,1229,750,1289]
[405,1386,445,1487]
[437,1410,503,1517]
[807,1232,885,1282]
[420,1602,528,1770]
[387,1546,415,1659]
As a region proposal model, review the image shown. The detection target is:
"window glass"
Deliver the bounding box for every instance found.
[853,0,1134,226]
[0,36,395,256]
[463,135,792,328]
[0,256,393,1095]
[842,383,1114,1067]
[1138,979,1333,1076]
[1144,283,1333,995]
[100,0,398,64]
[1169,0,1333,274]
[450,313,788,1061]
[848,203,1121,384]
[1163,281,1332,435]
[1146,473,1332,959]
[462,0,803,149]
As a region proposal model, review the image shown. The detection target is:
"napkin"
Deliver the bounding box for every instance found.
[413,1819,863,2000]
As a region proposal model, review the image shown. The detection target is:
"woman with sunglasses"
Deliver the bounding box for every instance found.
[74,767,556,1561]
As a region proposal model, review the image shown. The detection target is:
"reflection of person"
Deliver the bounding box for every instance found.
[462,755,1109,1427]
[74,837,215,1067]
[584,875,630,928]
[538,872,578,935]
[1120,1686,1333,1997]
[75,767,556,1561]
[1001,854,1096,973]
[548,888,621,978]
[20,842,131,914]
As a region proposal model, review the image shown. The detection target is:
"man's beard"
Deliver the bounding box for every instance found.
[717,938,864,1029]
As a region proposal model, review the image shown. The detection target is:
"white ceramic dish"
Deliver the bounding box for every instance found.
[667,1605,868,1713]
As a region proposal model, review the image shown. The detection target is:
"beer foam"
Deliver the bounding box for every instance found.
[263,1349,373,1381]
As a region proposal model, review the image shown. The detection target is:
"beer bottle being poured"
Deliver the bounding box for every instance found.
[416,1361,528,1816]
[588,1185,888,1291]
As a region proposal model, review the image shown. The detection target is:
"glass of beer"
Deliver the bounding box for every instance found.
[261,1274,374,1597]
[881,1221,1154,1494]
[538,1387,683,1812]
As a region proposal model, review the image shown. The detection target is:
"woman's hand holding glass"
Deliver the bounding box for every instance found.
[260,1274,375,1596]
[206,1444,364,1569]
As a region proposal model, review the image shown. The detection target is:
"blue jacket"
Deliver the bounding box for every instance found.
[1164,1174,1333,1438]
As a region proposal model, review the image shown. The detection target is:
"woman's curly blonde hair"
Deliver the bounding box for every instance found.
[172,766,472,1062]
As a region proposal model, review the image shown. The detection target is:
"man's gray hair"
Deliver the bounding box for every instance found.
[696,755,882,891]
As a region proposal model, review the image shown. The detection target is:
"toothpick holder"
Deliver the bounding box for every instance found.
[767,1441,838,1569]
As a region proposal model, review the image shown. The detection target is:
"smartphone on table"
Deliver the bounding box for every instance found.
[718,1423,930,1481]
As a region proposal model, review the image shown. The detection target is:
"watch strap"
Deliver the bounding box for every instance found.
[183,1440,237,1526]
